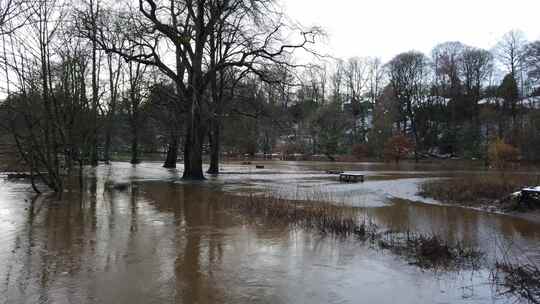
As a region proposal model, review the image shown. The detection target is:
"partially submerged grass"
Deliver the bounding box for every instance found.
[223,193,483,270]
[379,231,483,270]
[419,174,539,210]
[224,193,374,238]
[493,261,540,303]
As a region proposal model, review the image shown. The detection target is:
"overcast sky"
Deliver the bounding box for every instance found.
[283,0,540,61]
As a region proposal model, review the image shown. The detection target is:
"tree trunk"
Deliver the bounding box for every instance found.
[182,90,206,180]
[182,25,206,181]
[409,108,420,163]
[90,0,100,167]
[104,76,118,164]
[207,119,220,174]
[182,120,205,180]
[78,159,84,191]
[29,157,41,194]
[130,129,139,165]
[163,134,179,168]
[130,97,139,165]
[104,119,113,164]
[90,37,99,167]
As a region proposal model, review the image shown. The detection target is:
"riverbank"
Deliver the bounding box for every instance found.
[418,174,540,216]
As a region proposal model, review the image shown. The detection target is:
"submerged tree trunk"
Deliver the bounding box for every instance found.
[103,54,120,164]
[130,127,139,164]
[182,116,206,180]
[90,13,99,167]
[207,120,220,174]
[182,26,207,180]
[130,91,140,165]
[127,61,145,165]
[207,68,223,175]
[182,86,206,180]
[104,104,116,163]
[104,126,112,164]
[163,134,179,168]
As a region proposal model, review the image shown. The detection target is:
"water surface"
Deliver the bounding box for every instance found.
[1,161,539,303]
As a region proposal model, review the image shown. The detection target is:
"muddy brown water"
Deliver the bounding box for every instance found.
[1,161,539,303]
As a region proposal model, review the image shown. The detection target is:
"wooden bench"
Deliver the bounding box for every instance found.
[339,173,365,183]
[326,170,344,174]
[7,173,31,179]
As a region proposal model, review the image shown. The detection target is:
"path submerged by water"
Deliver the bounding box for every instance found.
[1,161,539,303]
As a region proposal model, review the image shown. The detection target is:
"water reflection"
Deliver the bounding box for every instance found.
[0,163,539,303]
[367,199,540,263]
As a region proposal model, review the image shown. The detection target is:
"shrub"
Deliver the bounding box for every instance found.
[488,138,520,170]
[419,174,537,208]
[351,144,369,160]
[383,135,413,163]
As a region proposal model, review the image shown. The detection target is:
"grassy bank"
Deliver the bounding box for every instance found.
[419,174,540,210]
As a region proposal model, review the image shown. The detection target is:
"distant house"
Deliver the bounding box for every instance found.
[520,96,540,109]
[478,97,504,106]
[415,96,451,106]
[342,100,374,143]
[477,95,540,109]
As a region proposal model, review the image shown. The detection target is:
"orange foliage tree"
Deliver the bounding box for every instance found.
[383,135,414,163]
[352,144,369,160]
[488,138,520,170]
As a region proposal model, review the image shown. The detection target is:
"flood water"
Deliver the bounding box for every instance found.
[1,161,539,303]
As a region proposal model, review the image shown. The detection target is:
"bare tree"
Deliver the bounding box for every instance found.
[344,57,369,143]
[0,0,30,35]
[495,30,527,79]
[103,51,123,163]
[460,47,493,125]
[330,59,345,104]
[367,57,385,104]
[387,51,430,161]
[86,0,319,179]
[80,0,103,166]
[1,0,96,193]
[431,42,467,154]
[124,60,147,164]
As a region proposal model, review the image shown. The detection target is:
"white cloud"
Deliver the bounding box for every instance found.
[282,0,540,61]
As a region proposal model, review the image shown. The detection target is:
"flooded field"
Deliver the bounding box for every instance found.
[1,161,539,303]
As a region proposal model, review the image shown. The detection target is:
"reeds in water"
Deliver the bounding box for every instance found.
[379,231,483,270]
[224,193,375,238]
[493,260,540,303]
[223,193,482,270]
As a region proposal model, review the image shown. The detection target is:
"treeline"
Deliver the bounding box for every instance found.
[0,0,320,192]
[263,32,540,163]
[1,1,540,194]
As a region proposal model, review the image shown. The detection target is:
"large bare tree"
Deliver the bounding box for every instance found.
[86,0,319,179]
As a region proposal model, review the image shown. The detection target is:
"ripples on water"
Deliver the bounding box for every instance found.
[0,161,539,303]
